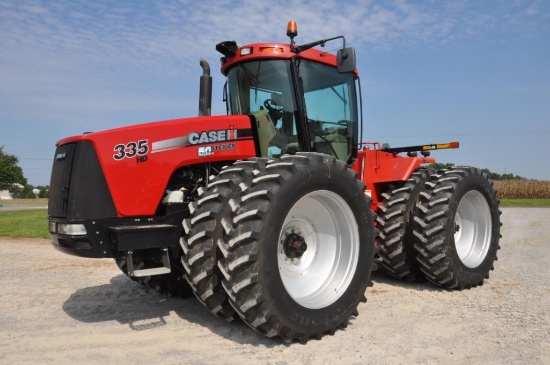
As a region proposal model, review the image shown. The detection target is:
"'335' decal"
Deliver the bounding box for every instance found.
[113,139,149,160]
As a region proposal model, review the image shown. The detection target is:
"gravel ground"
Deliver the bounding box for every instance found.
[0,208,548,364]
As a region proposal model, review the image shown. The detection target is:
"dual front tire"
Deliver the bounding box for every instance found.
[183,153,377,342]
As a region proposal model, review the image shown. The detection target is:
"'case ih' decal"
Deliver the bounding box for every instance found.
[151,128,253,153]
[189,129,237,144]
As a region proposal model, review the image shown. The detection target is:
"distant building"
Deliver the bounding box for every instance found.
[0,190,13,200]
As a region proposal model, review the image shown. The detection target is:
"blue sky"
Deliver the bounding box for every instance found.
[1,0,549,185]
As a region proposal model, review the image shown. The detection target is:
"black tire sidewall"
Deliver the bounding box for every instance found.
[447,172,500,280]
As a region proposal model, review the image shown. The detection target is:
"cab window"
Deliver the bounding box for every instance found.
[299,61,357,161]
[226,60,300,157]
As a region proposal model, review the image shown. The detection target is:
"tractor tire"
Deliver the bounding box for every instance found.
[181,160,267,321]
[115,248,192,297]
[413,166,501,289]
[218,153,377,342]
[376,169,432,281]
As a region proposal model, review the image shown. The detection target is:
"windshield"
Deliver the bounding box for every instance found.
[226,58,357,161]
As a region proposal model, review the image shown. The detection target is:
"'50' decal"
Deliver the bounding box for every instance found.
[113,139,149,160]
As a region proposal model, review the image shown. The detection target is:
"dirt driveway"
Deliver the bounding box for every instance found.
[1,208,548,364]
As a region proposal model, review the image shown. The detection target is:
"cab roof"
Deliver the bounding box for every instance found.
[218,42,350,76]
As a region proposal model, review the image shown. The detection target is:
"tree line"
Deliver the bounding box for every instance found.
[12,184,49,199]
[0,146,48,199]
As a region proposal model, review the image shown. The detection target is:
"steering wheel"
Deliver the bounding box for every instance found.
[264,99,283,122]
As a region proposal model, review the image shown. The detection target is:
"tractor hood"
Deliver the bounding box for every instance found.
[54,114,256,216]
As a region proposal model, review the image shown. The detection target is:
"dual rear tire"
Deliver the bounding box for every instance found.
[378,166,501,289]
[413,167,501,289]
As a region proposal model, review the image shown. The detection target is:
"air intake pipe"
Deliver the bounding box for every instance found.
[198,59,212,116]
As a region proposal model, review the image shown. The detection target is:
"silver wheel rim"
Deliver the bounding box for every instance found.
[277,190,360,309]
[454,190,492,268]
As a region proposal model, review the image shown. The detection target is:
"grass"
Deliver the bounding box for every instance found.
[499,199,550,207]
[0,209,49,239]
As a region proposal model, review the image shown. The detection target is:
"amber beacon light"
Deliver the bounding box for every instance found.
[287,21,298,38]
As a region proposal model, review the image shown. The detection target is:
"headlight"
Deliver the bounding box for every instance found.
[240,47,252,56]
[57,223,87,236]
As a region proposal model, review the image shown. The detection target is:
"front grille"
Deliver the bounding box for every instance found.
[48,144,76,218]
[48,141,117,219]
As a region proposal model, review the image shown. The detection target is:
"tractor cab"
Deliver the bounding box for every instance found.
[217,22,360,163]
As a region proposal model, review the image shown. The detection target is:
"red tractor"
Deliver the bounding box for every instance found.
[48,22,501,342]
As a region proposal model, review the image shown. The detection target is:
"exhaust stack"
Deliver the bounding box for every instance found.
[198,59,212,116]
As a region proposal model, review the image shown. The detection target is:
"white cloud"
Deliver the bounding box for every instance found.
[0,1,545,125]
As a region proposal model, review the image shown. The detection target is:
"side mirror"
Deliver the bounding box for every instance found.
[337,47,356,73]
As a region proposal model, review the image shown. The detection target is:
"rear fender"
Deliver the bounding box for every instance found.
[352,147,435,210]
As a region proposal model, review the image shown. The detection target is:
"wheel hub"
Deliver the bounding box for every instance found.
[283,232,308,259]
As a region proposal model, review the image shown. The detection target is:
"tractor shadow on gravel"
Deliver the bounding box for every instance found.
[62,274,278,346]
[62,272,440,345]
[61,272,440,345]
[62,274,181,330]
